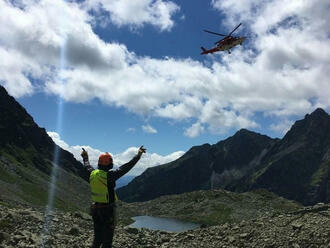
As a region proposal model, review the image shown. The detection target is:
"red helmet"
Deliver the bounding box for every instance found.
[98,152,113,166]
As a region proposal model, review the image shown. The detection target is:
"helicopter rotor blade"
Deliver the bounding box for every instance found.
[203,29,227,37]
[228,23,242,37]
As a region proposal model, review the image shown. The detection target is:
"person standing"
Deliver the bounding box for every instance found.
[81,146,146,248]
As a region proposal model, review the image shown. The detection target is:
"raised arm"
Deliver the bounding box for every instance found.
[110,146,146,181]
[81,148,94,173]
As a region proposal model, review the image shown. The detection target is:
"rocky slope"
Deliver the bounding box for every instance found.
[118,108,330,206]
[230,108,330,205]
[0,85,90,210]
[0,200,329,248]
[117,130,275,202]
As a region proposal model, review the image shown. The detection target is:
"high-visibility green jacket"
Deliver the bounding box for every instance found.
[90,169,118,203]
[83,155,141,203]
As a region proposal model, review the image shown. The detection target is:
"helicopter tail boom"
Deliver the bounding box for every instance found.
[201,46,219,55]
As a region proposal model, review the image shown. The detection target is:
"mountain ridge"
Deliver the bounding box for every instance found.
[117,108,330,205]
[0,85,90,210]
[117,128,276,202]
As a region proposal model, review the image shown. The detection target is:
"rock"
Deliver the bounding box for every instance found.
[73,211,91,220]
[124,227,139,234]
[13,234,25,242]
[200,224,207,228]
[18,210,31,216]
[239,233,249,238]
[52,217,59,222]
[228,236,235,243]
[232,225,239,230]
[0,232,10,243]
[66,226,80,236]
[291,223,303,230]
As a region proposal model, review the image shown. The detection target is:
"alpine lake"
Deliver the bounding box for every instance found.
[128,216,200,232]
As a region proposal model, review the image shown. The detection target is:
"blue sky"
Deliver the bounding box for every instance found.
[1,0,330,176]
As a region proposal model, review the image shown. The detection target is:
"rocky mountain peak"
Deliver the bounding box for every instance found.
[235,128,252,135]
[283,108,330,146]
[0,85,33,123]
[307,107,328,119]
[215,129,274,152]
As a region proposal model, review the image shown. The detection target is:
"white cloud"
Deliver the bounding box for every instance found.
[113,146,184,175]
[47,131,70,150]
[84,0,180,31]
[0,47,34,97]
[1,0,330,138]
[126,127,136,132]
[184,122,204,138]
[142,124,157,134]
[48,131,184,176]
[199,100,258,133]
[48,131,104,166]
[269,119,294,135]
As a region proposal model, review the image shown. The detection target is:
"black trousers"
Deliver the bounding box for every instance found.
[91,204,117,248]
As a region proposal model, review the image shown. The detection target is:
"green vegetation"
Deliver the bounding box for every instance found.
[204,204,232,225]
[0,149,21,166]
[0,166,17,183]
[249,162,271,184]
[18,181,48,205]
[117,189,301,227]
[180,203,233,226]
[310,160,329,186]
[53,198,82,212]
[0,199,12,207]
[0,148,91,213]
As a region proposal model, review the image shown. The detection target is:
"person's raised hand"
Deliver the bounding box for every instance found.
[81,148,88,160]
[138,146,146,156]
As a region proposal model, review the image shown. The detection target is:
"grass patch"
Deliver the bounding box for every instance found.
[0,200,12,207]
[0,149,21,166]
[310,161,329,186]
[0,166,17,184]
[175,205,194,215]
[18,181,48,205]
[249,162,273,184]
[177,203,233,226]
[202,204,232,225]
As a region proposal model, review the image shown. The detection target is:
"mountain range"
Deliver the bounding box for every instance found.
[0,84,329,207]
[117,109,330,205]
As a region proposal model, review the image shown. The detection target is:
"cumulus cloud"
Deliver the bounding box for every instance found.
[142,124,157,134]
[0,48,34,97]
[210,0,330,116]
[269,119,294,135]
[48,131,103,166]
[1,0,330,138]
[48,131,184,176]
[112,146,184,175]
[184,122,204,138]
[84,0,180,31]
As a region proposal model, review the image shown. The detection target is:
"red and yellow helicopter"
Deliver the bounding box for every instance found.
[201,23,246,55]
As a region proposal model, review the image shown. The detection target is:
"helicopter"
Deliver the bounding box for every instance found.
[201,23,246,55]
